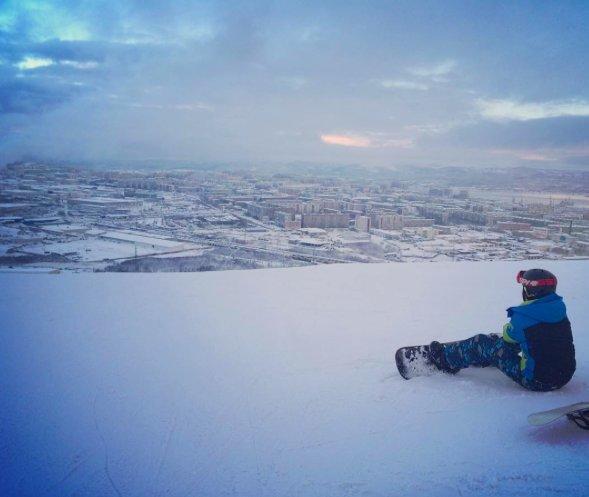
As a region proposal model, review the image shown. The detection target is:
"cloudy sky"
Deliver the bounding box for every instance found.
[1,0,588,168]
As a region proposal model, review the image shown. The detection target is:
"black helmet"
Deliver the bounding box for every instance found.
[516,268,557,301]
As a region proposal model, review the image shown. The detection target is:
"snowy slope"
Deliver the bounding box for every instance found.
[1,261,588,497]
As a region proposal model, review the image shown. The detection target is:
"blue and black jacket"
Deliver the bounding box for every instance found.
[503,293,575,389]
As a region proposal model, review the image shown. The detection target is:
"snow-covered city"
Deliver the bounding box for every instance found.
[1,162,589,273]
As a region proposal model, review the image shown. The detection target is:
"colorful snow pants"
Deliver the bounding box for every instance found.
[443,333,524,386]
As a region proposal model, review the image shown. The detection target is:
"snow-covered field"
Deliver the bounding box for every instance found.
[1,261,588,497]
[18,238,206,262]
[19,238,156,260]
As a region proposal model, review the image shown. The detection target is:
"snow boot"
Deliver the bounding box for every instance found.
[429,341,460,374]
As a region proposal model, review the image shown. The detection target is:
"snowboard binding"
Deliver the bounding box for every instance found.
[567,409,589,430]
[528,402,589,430]
[395,341,459,380]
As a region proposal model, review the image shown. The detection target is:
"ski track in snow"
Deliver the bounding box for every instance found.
[93,394,124,497]
[151,411,178,496]
[0,260,588,497]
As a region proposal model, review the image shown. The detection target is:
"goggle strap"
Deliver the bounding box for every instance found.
[516,271,557,287]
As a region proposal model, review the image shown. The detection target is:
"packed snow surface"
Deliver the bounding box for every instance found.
[1,261,588,497]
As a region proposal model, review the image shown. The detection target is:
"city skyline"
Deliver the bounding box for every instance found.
[1,1,589,168]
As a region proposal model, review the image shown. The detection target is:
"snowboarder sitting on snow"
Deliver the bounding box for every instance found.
[429,269,576,391]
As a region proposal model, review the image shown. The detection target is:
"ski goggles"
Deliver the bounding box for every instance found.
[516,270,557,287]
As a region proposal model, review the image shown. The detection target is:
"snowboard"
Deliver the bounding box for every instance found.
[527,402,589,428]
[395,345,437,380]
